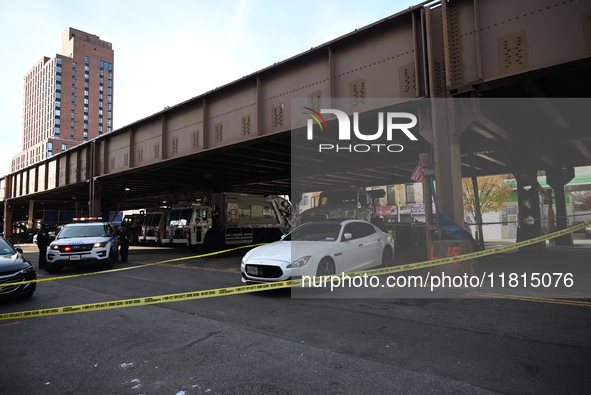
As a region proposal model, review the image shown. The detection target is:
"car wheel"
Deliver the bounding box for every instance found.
[382,246,393,267]
[314,258,335,292]
[103,256,116,270]
[316,257,335,277]
[45,262,63,274]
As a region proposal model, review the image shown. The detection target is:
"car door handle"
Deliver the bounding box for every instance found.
[358,244,364,247]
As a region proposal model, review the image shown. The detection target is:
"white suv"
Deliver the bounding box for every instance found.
[46,218,119,273]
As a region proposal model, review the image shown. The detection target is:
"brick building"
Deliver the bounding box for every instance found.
[12,28,114,171]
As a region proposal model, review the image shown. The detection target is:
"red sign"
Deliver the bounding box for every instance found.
[373,206,398,216]
[411,162,424,183]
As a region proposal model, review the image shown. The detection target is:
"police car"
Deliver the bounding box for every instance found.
[46,217,119,273]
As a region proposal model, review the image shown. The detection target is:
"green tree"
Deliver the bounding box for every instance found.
[578,195,591,211]
[462,175,513,220]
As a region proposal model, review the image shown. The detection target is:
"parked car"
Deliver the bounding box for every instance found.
[46,217,118,273]
[585,224,591,239]
[0,237,37,300]
[241,219,395,284]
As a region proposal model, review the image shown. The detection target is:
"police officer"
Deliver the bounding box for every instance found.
[36,223,52,270]
[116,225,131,263]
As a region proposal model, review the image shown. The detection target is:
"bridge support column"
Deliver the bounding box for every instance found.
[515,171,545,252]
[3,200,13,241]
[89,178,103,218]
[27,200,35,231]
[432,100,465,235]
[546,167,575,246]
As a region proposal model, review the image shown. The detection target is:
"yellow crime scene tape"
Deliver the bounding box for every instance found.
[5,243,266,288]
[1,220,590,321]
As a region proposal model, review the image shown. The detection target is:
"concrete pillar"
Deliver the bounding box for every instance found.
[515,171,545,252]
[89,178,103,217]
[3,199,13,241]
[546,167,575,246]
[431,100,465,233]
[27,200,35,231]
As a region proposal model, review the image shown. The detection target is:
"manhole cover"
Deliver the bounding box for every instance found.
[212,384,290,395]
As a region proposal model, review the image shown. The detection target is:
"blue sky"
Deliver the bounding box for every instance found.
[0,0,419,176]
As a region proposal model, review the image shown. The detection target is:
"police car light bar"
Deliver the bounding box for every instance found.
[73,217,103,221]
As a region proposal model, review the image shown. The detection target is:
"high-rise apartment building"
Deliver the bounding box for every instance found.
[11,28,114,172]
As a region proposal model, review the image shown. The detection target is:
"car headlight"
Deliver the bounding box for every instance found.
[19,265,35,274]
[94,242,107,248]
[50,245,59,250]
[287,255,311,268]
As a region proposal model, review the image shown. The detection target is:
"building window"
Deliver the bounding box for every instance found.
[387,186,396,205]
[70,130,75,137]
[72,62,76,69]
[405,184,415,204]
[83,131,88,139]
[85,56,90,65]
[61,144,67,151]
[54,127,60,135]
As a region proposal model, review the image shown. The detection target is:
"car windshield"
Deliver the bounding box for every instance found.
[284,223,341,242]
[0,238,16,255]
[58,225,106,239]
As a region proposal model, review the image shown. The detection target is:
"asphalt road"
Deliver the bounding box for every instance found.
[1,242,590,394]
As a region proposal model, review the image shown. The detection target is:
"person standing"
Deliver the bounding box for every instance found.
[36,223,52,270]
[116,225,131,263]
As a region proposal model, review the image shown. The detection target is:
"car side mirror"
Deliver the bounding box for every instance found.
[343,233,353,241]
[16,247,23,254]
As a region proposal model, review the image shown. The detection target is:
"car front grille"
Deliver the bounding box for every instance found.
[246,265,283,278]
[0,278,23,294]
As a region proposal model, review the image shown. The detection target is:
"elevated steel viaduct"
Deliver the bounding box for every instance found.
[2,0,591,248]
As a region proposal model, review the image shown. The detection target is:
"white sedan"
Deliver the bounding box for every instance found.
[241,219,395,284]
